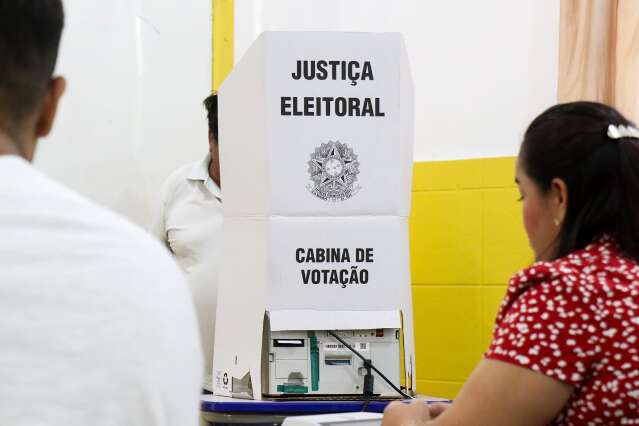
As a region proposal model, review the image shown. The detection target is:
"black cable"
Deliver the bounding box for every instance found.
[361,396,371,412]
[327,330,413,400]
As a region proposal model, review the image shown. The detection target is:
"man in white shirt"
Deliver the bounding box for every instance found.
[0,2,203,425]
[153,94,222,392]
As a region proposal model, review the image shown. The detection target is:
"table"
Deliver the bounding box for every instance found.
[201,395,451,426]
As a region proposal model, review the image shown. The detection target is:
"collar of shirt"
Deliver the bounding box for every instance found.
[186,153,222,200]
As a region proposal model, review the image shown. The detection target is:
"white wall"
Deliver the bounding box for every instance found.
[234,0,559,162]
[35,0,211,225]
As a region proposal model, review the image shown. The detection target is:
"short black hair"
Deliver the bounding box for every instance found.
[0,0,64,128]
[203,93,218,143]
[521,101,639,261]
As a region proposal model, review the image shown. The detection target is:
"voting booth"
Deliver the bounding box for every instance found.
[213,31,414,400]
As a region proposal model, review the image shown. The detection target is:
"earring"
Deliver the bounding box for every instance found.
[554,218,560,226]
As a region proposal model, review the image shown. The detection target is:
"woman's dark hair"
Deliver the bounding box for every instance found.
[203,93,218,143]
[520,101,639,261]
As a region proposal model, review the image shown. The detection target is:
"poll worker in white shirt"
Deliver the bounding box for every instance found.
[0,1,203,425]
[153,93,222,391]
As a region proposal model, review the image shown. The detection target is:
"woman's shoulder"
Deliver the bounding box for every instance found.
[500,237,637,319]
[511,236,634,289]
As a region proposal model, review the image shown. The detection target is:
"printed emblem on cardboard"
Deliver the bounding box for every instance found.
[307,141,361,202]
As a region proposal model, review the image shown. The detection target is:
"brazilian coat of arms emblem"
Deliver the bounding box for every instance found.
[307,141,361,202]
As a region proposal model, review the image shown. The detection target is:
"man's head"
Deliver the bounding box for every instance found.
[0,0,66,160]
[203,93,221,186]
[203,93,218,150]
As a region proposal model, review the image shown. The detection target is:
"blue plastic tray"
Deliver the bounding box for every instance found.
[201,398,451,414]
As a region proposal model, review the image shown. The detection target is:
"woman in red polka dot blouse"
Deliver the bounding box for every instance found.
[383,102,639,425]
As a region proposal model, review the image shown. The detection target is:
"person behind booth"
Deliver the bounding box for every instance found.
[152,93,222,392]
[383,102,639,426]
[0,1,203,425]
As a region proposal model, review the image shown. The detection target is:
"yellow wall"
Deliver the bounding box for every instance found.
[211,3,533,399]
[410,157,531,398]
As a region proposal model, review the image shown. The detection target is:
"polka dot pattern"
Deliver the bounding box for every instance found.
[485,236,639,425]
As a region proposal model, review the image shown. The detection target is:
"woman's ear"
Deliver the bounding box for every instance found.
[551,178,568,226]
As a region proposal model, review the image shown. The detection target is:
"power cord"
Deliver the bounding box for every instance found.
[326,330,413,404]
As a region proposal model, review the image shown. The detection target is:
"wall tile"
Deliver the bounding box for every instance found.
[479,286,507,351]
[412,286,483,381]
[454,159,485,189]
[412,161,460,192]
[482,188,532,284]
[410,192,482,285]
[479,157,517,188]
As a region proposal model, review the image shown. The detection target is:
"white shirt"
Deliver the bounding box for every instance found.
[0,155,203,425]
[152,154,222,389]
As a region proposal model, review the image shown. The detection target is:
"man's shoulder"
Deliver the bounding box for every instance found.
[167,161,198,182]
[0,159,202,424]
[1,158,178,275]
[160,160,201,201]
[165,159,203,189]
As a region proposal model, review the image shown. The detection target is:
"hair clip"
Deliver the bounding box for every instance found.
[607,124,639,140]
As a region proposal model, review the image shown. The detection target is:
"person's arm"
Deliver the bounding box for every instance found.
[440,359,572,424]
[383,359,572,426]
[384,268,601,426]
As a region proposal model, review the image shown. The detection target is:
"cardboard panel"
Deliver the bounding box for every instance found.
[220,32,413,217]
[267,216,411,311]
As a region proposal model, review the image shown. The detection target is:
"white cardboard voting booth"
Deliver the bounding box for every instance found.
[213,31,414,399]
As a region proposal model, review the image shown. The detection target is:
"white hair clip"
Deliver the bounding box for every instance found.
[607,123,639,140]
